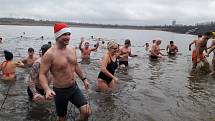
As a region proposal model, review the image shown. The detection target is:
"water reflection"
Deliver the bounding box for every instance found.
[25,102,55,121]
[148,59,162,80]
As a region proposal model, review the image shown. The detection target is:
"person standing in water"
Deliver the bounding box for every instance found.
[39,23,91,121]
[21,48,39,67]
[118,39,137,67]
[27,44,51,101]
[149,40,165,59]
[144,43,149,51]
[189,34,202,51]
[0,50,24,81]
[97,41,119,92]
[189,32,212,69]
[79,37,99,61]
[166,41,178,56]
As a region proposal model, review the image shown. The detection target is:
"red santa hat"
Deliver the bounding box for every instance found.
[54,23,71,39]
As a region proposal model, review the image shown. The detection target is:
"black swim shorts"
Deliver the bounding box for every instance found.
[53,83,88,117]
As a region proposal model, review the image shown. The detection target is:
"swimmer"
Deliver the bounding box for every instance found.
[0,51,24,81]
[97,41,119,91]
[118,39,137,67]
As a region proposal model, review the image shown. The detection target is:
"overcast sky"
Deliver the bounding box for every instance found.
[0,0,214,25]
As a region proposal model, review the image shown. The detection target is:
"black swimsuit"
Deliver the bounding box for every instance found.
[98,56,118,84]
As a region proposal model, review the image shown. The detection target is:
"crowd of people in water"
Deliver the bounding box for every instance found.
[0,23,215,121]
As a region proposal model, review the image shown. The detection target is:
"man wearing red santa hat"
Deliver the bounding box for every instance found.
[39,23,91,121]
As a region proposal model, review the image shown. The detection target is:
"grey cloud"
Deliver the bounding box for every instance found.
[0,0,214,25]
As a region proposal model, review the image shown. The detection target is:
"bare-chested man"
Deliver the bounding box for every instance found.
[27,44,51,101]
[189,34,202,51]
[79,37,99,61]
[166,41,178,56]
[21,48,39,67]
[189,32,212,69]
[118,39,137,67]
[149,40,165,59]
[39,23,91,121]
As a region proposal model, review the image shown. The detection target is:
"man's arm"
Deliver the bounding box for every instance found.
[39,53,52,92]
[28,63,39,95]
[74,49,90,89]
[166,45,169,52]
[75,63,86,81]
[128,48,137,57]
[21,58,27,65]
[79,40,84,51]
[189,40,195,51]
[175,46,179,52]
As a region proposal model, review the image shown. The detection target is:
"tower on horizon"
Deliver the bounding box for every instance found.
[172,19,176,26]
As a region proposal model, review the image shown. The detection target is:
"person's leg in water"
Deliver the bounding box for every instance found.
[201,58,211,73]
[97,79,109,92]
[192,62,197,70]
[70,85,91,121]
[108,79,117,89]
[79,104,91,121]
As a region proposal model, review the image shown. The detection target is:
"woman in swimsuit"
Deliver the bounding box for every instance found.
[97,41,119,92]
[0,51,24,81]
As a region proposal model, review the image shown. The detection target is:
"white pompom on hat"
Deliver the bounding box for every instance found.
[54,23,71,39]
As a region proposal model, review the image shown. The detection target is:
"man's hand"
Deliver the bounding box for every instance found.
[45,88,55,100]
[33,93,45,101]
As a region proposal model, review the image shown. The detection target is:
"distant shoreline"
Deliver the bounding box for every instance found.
[0,18,214,35]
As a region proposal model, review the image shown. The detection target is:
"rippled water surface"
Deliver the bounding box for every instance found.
[0,25,215,121]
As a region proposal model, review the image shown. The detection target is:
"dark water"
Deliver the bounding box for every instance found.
[0,25,215,121]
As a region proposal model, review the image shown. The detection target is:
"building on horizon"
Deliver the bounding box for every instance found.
[172,19,176,26]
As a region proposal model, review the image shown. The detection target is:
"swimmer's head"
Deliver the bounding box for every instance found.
[198,35,202,38]
[28,48,34,56]
[48,41,51,45]
[107,41,118,52]
[170,41,174,45]
[102,41,105,44]
[40,44,51,55]
[146,43,149,46]
[4,50,13,61]
[156,40,161,45]
[84,42,90,48]
[124,39,131,46]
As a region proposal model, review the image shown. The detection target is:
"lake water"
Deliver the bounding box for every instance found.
[0,25,215,121]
